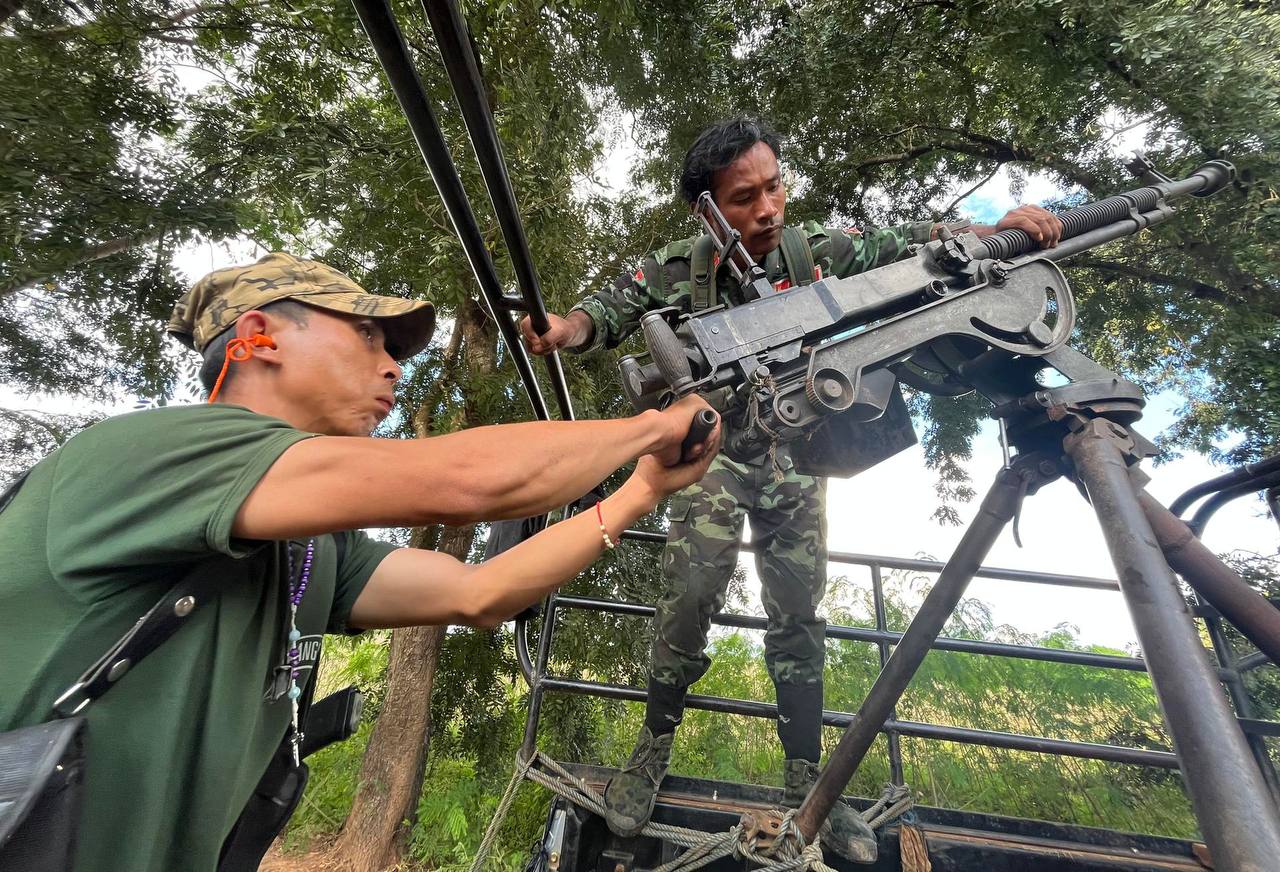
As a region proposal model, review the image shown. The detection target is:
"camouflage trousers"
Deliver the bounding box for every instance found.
[651,443,828,698]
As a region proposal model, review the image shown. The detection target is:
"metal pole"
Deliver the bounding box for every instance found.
[419,0,575,421]
[1169,453,1280,517]
[870,563,905,786]
[350,0,550,421]
[1187,471,1280,536]
[1138,490,1280,666]
[1067,422,1280,870]
[1195,593,1280,807]
[520,595,560,757]
[794,459,1034,840]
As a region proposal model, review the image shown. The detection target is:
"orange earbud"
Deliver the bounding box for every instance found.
[226,334,277,361]
[207,335,277,403]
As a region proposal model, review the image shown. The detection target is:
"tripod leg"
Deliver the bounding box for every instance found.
[1138,489,1280,810]
[794,458,1045,842]
[1068,423,1280,869]
[1138,489,1280,666]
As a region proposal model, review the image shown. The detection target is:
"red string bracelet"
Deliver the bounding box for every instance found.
[595,501,615,550]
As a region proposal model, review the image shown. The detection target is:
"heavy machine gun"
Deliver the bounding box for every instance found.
[351,0,1280,863]
[618,157,1235,476]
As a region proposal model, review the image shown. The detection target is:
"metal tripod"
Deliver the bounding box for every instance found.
[792,375,1280,872]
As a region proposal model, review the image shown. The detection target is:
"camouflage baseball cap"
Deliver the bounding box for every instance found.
[167,252,435,361]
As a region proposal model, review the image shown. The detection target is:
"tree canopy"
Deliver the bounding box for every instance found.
[4,0,1277,479]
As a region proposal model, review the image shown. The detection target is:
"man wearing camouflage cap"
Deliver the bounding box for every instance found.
[522,117,1062,861]
[0,251,720,872]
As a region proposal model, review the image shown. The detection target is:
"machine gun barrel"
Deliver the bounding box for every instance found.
[619,159,1235,473]
[976,160,1234,263]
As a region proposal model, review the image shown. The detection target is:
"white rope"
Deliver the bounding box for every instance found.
[469,752,535,872]
[473,750,914,872]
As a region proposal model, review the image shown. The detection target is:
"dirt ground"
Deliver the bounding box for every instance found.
[258,840,427,872]
[257,839,343,872]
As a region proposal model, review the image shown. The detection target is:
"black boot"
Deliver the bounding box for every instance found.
[782,759,878,864]
[601,679,687,837]
[776,682,877,863]
[602,725,674,837]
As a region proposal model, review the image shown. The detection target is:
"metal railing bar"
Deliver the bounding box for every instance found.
[351,0,551,421]
[553,593,1151,672]
[619,529,1120,591]
[419,0,575,420]
[1169,453,1280,517]
[1239,650,1274,672]
[1239,718,1280,738]
[872,564,905,785]
[535,676,1181,769]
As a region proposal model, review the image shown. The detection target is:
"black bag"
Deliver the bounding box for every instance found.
[0,719,86,872]
[0,543,263,872]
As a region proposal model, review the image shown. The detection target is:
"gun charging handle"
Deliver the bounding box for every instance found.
[641,311,696,394]
[679,408,719,463]
[618,354,667,411]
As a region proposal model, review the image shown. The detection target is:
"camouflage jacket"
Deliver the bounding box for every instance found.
[568,219,935,354]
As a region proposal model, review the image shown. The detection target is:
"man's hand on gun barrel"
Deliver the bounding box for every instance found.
[993,204,1064,248]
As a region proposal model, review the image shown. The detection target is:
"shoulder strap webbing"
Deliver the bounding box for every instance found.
[50,544,284,719]
[763,246,783,282]
[643,253,665,301]
[689,234,718,311]
[780,226,816,286]
[0,469,31,514]
[333,531,349,568]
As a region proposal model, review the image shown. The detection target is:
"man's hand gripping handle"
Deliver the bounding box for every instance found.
[680,409,719,463]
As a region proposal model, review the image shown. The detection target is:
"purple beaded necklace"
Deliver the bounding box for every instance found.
[285,538,315,764]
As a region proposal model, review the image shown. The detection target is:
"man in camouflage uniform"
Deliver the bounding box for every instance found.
[521,117,1063,860]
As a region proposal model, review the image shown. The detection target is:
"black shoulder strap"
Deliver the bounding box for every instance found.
[333,531,349,568]
[0,469,31,514]
[643,252,665,301]
[51,544,284,719]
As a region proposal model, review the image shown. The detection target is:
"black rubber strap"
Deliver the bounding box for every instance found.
[51,545,283,719]
[0,469,31,514]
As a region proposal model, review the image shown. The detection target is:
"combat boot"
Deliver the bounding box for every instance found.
[602,726,674,837]
[782,759,878,863]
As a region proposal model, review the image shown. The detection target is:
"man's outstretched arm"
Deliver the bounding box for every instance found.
[348,447,717,629]
[520,262,670,357]
[232,395,718,540]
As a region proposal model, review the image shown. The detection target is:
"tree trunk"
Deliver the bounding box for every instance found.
[1,234,161,299]
[329,525,473,872]
[330,300,497,871]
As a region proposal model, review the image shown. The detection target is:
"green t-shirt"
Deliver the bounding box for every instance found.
[0,404,397,872]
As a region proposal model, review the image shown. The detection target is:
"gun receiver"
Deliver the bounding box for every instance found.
[618,158,1234,475]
